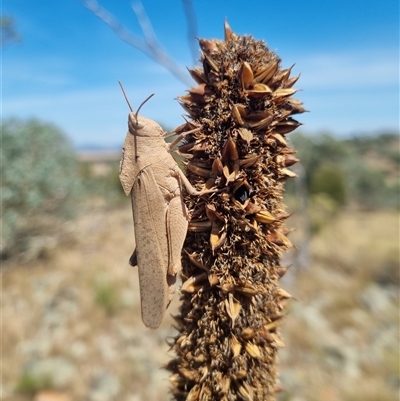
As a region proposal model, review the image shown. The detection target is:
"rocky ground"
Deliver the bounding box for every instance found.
[2,204,399,401]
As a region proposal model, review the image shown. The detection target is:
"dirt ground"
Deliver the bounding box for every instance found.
[2,204,399,401]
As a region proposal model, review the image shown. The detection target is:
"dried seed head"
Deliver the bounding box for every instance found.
[240,62,254,90]
[224,20,234,41]
[230,335,242,358]
[245,342,262,359]
[238,383,254,401]
[225,293,241,327]
[167,21,305,401]
[255,210,276,224]
[186,385,200,401]
[221,135,239,162]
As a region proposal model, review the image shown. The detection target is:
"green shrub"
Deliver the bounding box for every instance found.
[1,119,81,260]
[16,372,53,395]
[289,131,399,210]
[310,164,346,207]
[94,275,120,316]
[79,160,126,203]
[347,165,398,210]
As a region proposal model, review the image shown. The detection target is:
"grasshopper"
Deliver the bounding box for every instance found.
[118,82,213,329]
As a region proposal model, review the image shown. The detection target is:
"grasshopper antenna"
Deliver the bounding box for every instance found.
[135,93,155,122]
[118,81,138,159]
[131,93,155,161]
[118,81,134,112]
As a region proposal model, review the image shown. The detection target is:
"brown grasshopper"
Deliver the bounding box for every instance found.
[118,82,213,329]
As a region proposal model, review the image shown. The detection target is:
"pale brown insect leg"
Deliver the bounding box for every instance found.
[166,195,189,277]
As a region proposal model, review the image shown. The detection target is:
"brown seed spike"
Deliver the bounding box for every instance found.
[188,67,207,84]
[264,320,281,332]
[232,105,245,126]
[239,155,259,168]
[237,128,253,144]
[186,385,200,401]
[181,273,208,293]
[246,83,272,98]
[203,53,220,73]
[255,210,275,224]
[179,368,197,381]
[206,204,223,223]
[277,265,290,278]
[284,155,300,167]
[240,62,254,90]
[284,73,301,88]
[198,39,219,53]
[210,222,226,252]
[254,59,280,83]
[245,342,262,359]
[274,118,302,134]
[188,220,212,231]
[220,376,231,394]
[189,84,207,96]
[236,370,247,380]
[271,132,288,146]
[184,249,207,271]
[273,88,298,98]
[277,288,292,299]
[230,335,242,358]
[221,135,239,162]
[177,141,194,154]
[225,293,241,327]
[208,273,219,286]
[168,21,305,401]
[270,64,295,87]
[245,201,262,215]
[186,161,212,178]
[241,327,255,339]
[212,157,224,175]
[238,383,254,401]
[224,20,233,41]
[280,168,297,178]
[248,115,274,130]
[286,97,307,114]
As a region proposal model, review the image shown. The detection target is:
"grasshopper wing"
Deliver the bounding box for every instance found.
[131,167,169,329]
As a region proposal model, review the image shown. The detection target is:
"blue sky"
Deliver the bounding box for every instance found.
[2,0,399,148]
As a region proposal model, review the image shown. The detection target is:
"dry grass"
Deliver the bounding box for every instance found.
[2,204,399,400]
[2,203,181,401]
[279,210,399,401]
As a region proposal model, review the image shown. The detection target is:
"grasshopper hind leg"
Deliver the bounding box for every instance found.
[166,195,189,279]
[165,195,188,304]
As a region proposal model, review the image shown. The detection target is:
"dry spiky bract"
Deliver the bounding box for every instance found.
[167,22,305,401]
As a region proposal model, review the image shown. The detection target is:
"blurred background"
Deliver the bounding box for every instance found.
[2,1,399,400]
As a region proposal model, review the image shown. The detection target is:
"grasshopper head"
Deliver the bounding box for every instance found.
[128,113,164,138]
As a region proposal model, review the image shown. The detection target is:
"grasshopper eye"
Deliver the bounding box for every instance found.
[134,119,145,130]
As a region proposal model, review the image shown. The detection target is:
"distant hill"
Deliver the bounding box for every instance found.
[76,143,120,152]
